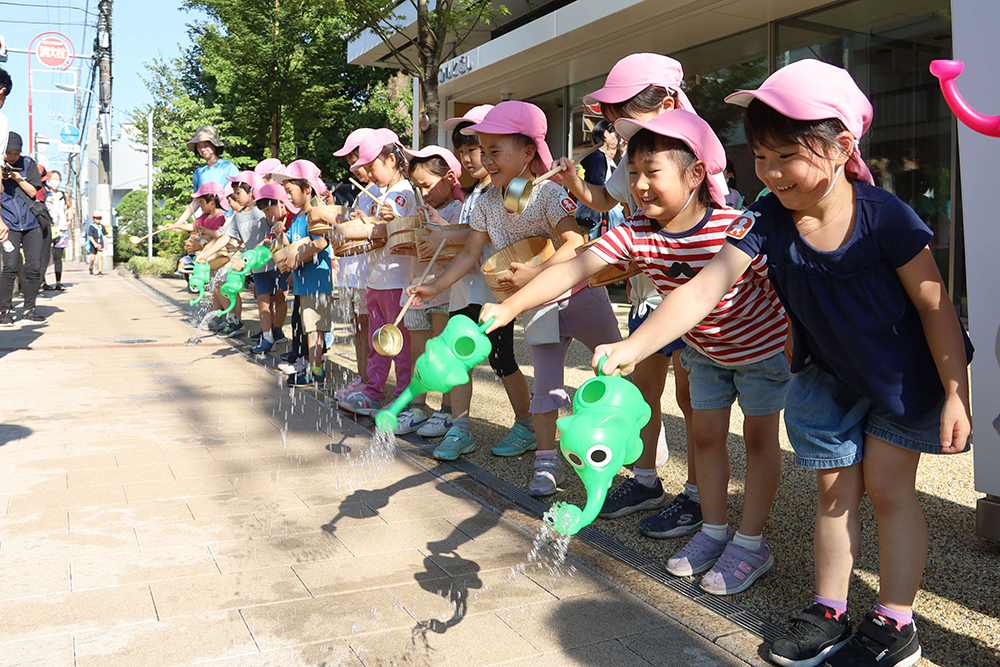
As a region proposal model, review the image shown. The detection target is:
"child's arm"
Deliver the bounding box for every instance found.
[289,236,330,269]
[165,221,196,232]
[504,216,584,291]
[897,247,971,452]
[593,243,753,375]
[481,250,609,333]
[196,233,233,262]
[550,158,621,212]
[408,229,489,305]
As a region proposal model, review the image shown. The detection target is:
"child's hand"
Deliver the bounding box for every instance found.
[940,392,971,453]
[592,340,644,377]
[416,227,448,259]
[378,202,396,222]
[418,205,445,225]
[406,283,439,307]
[479,303,513,333]
[505,261,541,290]
[548,157,582,188]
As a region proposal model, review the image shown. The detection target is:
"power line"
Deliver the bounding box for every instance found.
[0,19,88,26]
[0,0,95,13]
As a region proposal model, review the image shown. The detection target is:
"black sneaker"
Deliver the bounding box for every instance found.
[769,603,852,667]
[89,267,93,275]
[41,283,56,291]
[218,321,245,338]
[640,492,703,538]
[22,309,46,323]
[55,283,66,291]
[598,477,668,519]
[287,369,323,386]
[0,311,14,327]
[280,349,298,363]
[824,612,920,667]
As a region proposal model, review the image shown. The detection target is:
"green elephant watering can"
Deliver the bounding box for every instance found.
[215,246,274,317]
[375,316,494,432]
[548,357,650,535]
[189,261,212,306]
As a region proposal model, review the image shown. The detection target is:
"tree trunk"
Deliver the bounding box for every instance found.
[422,69,440,147]
[270,106,280,158]
[416,0,440,147]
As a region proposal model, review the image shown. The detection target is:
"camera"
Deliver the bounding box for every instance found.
[2,163,20,179]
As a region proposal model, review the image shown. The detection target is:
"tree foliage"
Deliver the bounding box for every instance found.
[112,187,178,262]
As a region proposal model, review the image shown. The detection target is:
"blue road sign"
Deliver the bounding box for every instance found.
[59,124,81,144]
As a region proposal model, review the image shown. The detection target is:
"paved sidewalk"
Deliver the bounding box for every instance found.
[0,263,749,666]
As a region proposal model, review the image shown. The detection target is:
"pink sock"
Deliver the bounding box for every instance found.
[874,604,913,627]
[814,595,847,619]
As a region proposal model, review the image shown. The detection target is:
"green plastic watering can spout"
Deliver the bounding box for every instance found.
[375,376,429,432]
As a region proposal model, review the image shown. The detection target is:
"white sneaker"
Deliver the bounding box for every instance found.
[279,357,308,374]
[394,408,429,435]
[417,411,453,437]
[655,418,669,467]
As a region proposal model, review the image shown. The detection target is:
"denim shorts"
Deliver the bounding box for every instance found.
[679,346,790,415]
[252,270,288,296]
[628,305,685,357]
[783,362,969,469]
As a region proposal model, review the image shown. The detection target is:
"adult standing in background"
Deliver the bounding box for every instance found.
[42,170,69,290]
[171,126,239,227]
[0,68,12,244]
[577,121,625,240]
[1,132,45,325]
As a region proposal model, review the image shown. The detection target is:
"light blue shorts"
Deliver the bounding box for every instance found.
[783,362,969,469]
[679,346,790,416]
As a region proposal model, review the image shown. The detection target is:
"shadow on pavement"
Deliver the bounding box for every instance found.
[0,424,31,447]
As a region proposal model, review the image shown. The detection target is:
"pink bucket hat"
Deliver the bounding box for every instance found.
[227,170,265,196]
[725,59,874,185]
[461,101,553,178]
[192,181,230,211]
[334,128,374,157]
[254,181,298,214]
[254,158,284,178]
[583,54,694,115]
[352,128,403,170]
[402,145,466,203]
[442,104,494,132]
[614,110,727,208]
[272,159,327,196]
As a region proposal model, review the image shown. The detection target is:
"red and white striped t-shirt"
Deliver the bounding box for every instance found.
[590,208,787,365]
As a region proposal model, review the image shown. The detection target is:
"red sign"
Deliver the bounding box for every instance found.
[35,33,74,70]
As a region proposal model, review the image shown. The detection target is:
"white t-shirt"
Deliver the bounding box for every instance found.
[449,185,495,311]
[337,188,378,290]
[405,198,463,310]
[366,179,416,290]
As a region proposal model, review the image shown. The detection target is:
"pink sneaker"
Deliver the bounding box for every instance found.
[335,376,365,401]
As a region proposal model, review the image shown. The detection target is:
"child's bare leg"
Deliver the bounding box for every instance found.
[671,351,697,485]
[353,313,369,383]
[273,290,288,329]
[430,312,450,412]
[257,294,273,332]
[863,436,925,613]
[691,408,732,526]
[502,371,532,420]
[534,410,558,452]
[815,464,864,602]
[633,354,670,469]
[739,412,783,536]
[409,329,430,407]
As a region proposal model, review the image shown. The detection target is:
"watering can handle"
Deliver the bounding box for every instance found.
[595,355,610,377]
[477,317,496,333]
[533,143,605,185]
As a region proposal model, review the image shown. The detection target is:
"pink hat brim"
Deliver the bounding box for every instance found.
[334,128,374,157]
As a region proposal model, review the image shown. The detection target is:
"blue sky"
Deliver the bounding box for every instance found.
[2,1,202,173]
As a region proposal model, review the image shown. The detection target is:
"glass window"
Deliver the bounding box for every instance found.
[524,87,567,162]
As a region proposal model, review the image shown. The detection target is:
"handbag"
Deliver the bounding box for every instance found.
[15,185,53,232]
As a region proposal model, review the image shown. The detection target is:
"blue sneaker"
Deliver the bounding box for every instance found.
[252,338,274,354]
[640,492,703,538]
[598,478,668,519]
[666,527,733,577]
[433,427,475,461]
[491,423,537,457]
[288,369,323,386]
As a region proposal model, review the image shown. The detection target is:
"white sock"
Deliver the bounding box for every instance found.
[732,531,763,551]
[453,416,471,435]
[633,467,658,488]
[701,522,729,542]
[263,331,274,343]
[684,482,700,503]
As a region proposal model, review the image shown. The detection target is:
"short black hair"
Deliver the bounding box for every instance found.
[0,68,11,94]
[409,155,451,179]
[629,129,712,211]
[191,142,224,158]
[233,182,253,195]
[285,178,314,196]
[451,121,480,149]
[602,85,675,122]
[744,99,860,177]
[591,120,612,145]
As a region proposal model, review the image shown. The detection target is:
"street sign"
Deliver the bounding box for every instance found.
[34,132,49,147]
[0,35,7,63]
[59,125,81,144]
[58,143,81,154]
[35,33,74,71]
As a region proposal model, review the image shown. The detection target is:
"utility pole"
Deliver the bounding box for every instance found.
[147,111,153,262]
[96,0,113,268]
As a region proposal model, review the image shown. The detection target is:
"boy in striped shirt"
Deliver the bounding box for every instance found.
[482,110,790,596]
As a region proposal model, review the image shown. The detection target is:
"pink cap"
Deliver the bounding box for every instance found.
[725,59,874,185]
[442,104,494,132]
[402,145,465,203]
[334,128,374,157]
[254,182,298,214]
[227,170,265,196]
[461,101,553,178]
[272,159,326,196]
[254,158,284,178]
[583,54,693,115]
[614,110,727,208]
[192,181,231,211]
[352,128,403,170]
[222,182,235,200]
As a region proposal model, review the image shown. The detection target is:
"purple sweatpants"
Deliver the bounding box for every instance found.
[364,287,412,402]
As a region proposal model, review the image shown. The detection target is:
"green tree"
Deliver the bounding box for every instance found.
[337,0,508,146]
[112,188,178,262]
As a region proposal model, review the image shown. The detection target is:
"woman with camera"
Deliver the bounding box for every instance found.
[1,131,46,326]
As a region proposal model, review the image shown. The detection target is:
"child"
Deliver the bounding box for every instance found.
[594,60,972,667]
[255,158,284,184]
[167,182,228,324]
[552,53,705,536]
[335,129,417,415]
[409,101,621,496]
[388,145,465,435]
[331,128,376,401]
[414,106,535,462]
[483,110,790,597]
[86,210,105,276]
[252,182,294,350]
[272,160,333,386]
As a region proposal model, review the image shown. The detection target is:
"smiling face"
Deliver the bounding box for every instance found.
[365,151,401,189]
[346,152,370,183]
[409,163,453,209]
[628,150,704,223]
[196,141,216,162]
[477,133,535,189]
[752,133,852,211]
